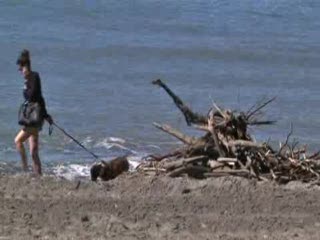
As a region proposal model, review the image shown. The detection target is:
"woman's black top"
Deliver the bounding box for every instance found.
[23,71,49,118]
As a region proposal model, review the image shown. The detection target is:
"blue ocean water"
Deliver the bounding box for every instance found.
[0,0,320,174]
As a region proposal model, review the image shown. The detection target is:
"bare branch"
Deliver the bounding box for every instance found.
[153,122,198,145]
[246,96,276,120]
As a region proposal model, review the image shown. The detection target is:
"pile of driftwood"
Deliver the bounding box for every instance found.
[138,79,320,184]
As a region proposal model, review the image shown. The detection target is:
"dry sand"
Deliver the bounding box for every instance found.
[0,173,320,240]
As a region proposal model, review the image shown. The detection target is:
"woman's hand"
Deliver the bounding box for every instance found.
[46,115,54,125]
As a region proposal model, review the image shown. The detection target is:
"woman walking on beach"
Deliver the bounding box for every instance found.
[14,49,53,176]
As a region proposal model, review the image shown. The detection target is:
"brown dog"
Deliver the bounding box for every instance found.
[90,156,129,181]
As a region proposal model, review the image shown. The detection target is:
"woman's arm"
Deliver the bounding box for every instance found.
[32,72,54,124]
[24,72,44,101]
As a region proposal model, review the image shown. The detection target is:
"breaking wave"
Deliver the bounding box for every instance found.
[51,156,142,181]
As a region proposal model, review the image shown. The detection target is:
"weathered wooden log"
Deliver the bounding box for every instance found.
[217,158,238,163]
[142,149,183,162]
[276,176,291,184]
[153,122,199,145]
[141,167,166,172]
[228,140,264,149]
[204,170,252,178]
[207,160,225,170]
[164,155,209,171]
[184,138,220,159]
[168,165,211,178]
[152,79,207,126]
[208,110,226,157]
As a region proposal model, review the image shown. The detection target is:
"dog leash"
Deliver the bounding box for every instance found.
[51,122,100,160]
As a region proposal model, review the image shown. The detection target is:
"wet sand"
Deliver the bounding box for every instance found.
[0,173,320,240]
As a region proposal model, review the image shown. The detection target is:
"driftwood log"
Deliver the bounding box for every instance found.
[138,79,320,184]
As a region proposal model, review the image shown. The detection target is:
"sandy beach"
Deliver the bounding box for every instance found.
[0,173,320,240]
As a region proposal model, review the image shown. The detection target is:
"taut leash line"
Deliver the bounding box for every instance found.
[52,122,99,160]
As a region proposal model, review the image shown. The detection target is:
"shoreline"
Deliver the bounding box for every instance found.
[0,173,320,239]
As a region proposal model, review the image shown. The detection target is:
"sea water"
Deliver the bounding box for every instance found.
[0,0,319,178]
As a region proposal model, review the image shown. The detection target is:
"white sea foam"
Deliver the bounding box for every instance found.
[51,156,143,180]
[3,147,16,153]
[52,164,91,181]
[94,137,137,154]
[127,156,143,170]
[82,136,94,146]
[108,137,126,144]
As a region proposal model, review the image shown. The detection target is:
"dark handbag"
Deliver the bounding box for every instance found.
[18,101,44,127]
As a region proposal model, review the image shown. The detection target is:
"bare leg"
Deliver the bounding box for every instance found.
[29,130,42,176]
[14,130,31,172]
